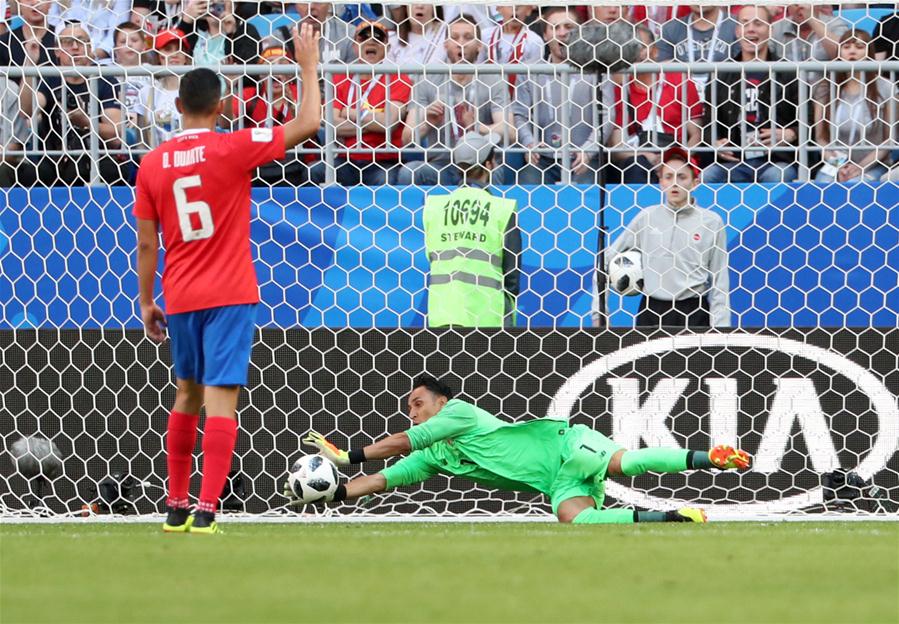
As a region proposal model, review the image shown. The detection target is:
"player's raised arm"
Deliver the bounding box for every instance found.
[282,23,322,150]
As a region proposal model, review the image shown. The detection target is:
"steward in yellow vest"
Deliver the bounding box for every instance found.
[423,132,521,327]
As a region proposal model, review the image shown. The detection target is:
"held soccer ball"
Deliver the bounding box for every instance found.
[609,251,644,296]
[287,455,340,504]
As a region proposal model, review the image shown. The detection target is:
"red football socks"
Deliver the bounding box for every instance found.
[196,417,238,514]
[165,410,199,509]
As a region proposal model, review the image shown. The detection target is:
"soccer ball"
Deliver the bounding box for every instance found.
[609,251,644,296]
[10,435,63,479]
[287,455,340,504]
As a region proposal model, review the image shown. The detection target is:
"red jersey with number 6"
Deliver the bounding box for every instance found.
[133,127,285,314]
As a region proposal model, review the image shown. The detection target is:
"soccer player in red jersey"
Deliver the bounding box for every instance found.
[133,25,321,534]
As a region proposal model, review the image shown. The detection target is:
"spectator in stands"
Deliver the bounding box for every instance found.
[514,7,600,184]
[0,75,30,186]
[703,6,799,184]
[586,5,623,25]
[243,1,378,25]
[398,13,512,186]
[481,5,542,79]
[232,38,295,128]
[0,0,56,70]
[583,5,693,29]
[388,4,447,64]
[770,4,850,171]
[443,4,500,33]
[872,9,899,60]
[596,148,731,329]
[131,0,186,34]
[813,30,896,183]
[771,4,849,64]
[114,21,150,67]
[276,3,354,63]
[18,22,124,185]
[481,5,542,184]
[630,5,692,37]
[115,22,152,144]
[135,28,191,148]
[50,0,131,62]
[113,21,151,181]
[606,25,703,184]
[1,0,56,186]
[177,0,259,65]
[316,20,411,185]
[232,37,313,185]
[656,4,740,100]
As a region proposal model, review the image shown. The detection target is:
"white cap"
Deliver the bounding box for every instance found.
[452,132,499,167]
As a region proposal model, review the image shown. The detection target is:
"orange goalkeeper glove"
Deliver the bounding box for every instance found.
[302,430,350,465]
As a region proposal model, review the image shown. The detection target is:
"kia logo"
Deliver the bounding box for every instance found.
[546,334,899,513]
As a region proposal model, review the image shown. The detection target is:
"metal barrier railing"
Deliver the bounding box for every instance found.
[3,61,898,184]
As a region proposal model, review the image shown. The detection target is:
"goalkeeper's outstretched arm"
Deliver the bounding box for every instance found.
[343,473,387,501]
[285,445,437,507]
[337,450,438,503]
[293,432,439,507]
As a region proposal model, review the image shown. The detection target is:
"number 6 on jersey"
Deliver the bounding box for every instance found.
[173,175,214,241]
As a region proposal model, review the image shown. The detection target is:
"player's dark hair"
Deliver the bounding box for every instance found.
[413,374,454,401]
[178,68,221,115]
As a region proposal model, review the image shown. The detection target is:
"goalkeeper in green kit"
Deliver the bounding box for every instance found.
[293,375,751,523]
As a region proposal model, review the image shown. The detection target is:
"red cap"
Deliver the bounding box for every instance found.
[154,28,190,52]
[662,146,700,178]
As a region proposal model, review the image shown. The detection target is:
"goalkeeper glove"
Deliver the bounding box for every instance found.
[282,480,305,508]
[282,480,335,508]
[302,430,350,465]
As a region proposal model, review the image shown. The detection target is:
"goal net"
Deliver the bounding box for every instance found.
[1,1,897,520]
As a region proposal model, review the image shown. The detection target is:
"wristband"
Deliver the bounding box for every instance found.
[348,448,367,464]
[332,484,347,502]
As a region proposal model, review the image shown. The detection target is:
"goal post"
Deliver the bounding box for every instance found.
[1,1,897,520]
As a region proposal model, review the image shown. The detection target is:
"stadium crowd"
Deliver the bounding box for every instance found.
[0,1,898,187]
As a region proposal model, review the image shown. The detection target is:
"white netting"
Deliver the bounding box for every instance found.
[1,1,897,520]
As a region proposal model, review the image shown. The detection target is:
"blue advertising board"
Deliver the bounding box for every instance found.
[1,183,896,328]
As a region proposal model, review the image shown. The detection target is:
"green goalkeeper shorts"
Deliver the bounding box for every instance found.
[549,425,623,514]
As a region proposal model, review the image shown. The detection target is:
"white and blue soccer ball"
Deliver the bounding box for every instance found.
[287,455,340,504]
[609,251,644,296]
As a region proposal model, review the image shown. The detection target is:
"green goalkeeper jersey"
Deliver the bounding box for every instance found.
[380,399,570,495]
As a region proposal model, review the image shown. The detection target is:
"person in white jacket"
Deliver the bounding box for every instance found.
[595,147,732,328]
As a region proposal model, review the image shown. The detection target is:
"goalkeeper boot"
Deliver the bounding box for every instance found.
[667,508,708,523]
[162,506,191,533]
[188,511,221,535]
[709,445,752,470]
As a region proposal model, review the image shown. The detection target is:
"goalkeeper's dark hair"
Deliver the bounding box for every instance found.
[178,68,221,115]
[413,374,454,401]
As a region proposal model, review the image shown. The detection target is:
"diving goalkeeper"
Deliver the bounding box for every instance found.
[292,375,751,523]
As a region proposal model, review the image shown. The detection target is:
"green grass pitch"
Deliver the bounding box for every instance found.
[1,522,896,623]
